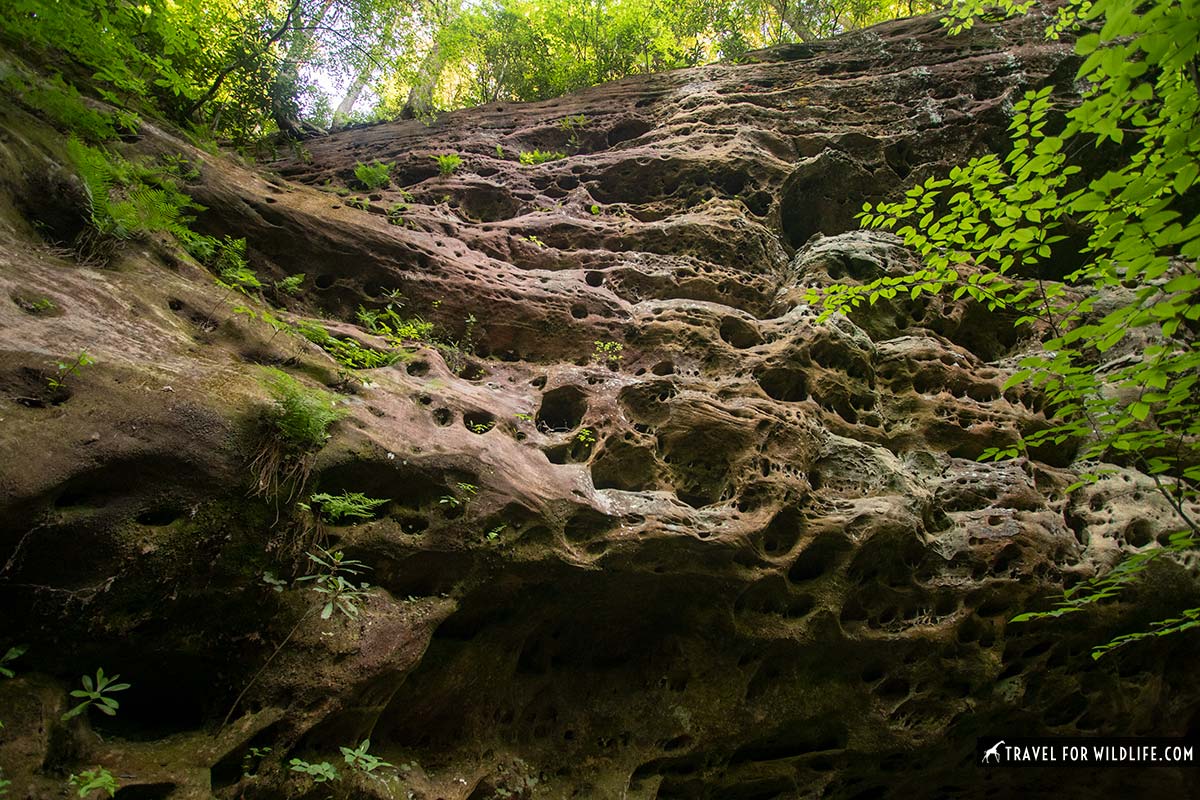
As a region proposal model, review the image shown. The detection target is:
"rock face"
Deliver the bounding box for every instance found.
[1,7,1198,800]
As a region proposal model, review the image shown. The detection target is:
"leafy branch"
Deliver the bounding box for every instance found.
[812,0,1200,657]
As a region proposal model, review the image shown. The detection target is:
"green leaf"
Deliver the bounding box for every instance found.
[1075,33,1101,54]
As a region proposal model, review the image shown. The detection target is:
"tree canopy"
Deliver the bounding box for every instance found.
[0,0,929,143]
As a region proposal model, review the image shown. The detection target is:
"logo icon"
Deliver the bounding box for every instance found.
[982,740,1005,764]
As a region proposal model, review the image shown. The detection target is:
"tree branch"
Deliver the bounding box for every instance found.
[185,0,305,120]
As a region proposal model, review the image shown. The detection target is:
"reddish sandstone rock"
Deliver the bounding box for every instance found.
[0,6,1197,800]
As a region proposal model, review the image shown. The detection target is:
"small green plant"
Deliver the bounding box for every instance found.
[186,234,256,285]
[386,202,408,224]
[357,304,436,344]
[432,153,462,175]
[525,235,546,247]
[341,739,392,773]
[66,138,197,251]
[438,482,478,510]
[469,421,494,434]
[463,313,478,352]
[216,263,261,298]
[347,195,370,210]
[253,371,345,505]
[575,428,596,446]
[15,296,56,314]
[518,149,565,165]
[261,370,345,451]
[48,350,94,391]
[242,746,272,777]
[592,340,624,365]
[296,321,399,369]
[192,236,260,323]
[297,548,372,620]
[262,572,288,592]
[62,668,130,722]
[226,549,370,725]
[275,273,305,295]
[0,769,10,796]
[0,645,26,678]
[589,203,601,215]
[354,160,392,190]
[68,767,118,798]
[515,412,533,422]
[559,114,589,147]
[495,144,505,158]
[21,74,122,142]
[289,758,339,782]
[486,524,506,541]
[302,491,388,523]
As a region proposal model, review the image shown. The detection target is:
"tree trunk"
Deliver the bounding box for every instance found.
[331,72,370,129]
[272,0,338,137]
[331,13,400,129]
[768,0,820,41]
[402,42,443,119]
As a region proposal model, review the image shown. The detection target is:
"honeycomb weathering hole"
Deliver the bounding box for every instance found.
[537,385,588,432]
[756,366,808,402]
[719,316,764,349]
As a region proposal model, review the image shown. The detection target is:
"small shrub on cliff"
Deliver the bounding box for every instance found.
[386,202,407,224]
[559,114,588,147]
[47,350,94,392]
[262,370,345,451]
[592,340,623,366]
[357,304,436,344]
[0,645,25,678]
[296,321,399,370]
[301,491,389,523]
[289,758,339,782]
[298,547,372,620]
[241,746,272,777]
[67,767,118,798]
[341,739,392,773]
[518,149,565,165]
[438,482,477,511]
[224,547,373,725]
[252,370,346,505]
[66,138,197,257]
[432,153,462,175]
[275,273,305,296]
[353,160,392,189]
[61,668,130,722]
[15,296,57,314]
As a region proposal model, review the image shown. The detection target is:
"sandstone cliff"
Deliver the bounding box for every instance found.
[0,6,1197,800]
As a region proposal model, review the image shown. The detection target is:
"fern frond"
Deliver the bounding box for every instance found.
[65,136,115,226]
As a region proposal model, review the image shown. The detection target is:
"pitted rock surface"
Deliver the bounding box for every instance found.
[1,6,1198,800]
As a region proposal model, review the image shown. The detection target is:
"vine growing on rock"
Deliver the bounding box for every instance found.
[810,0,1200,656]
